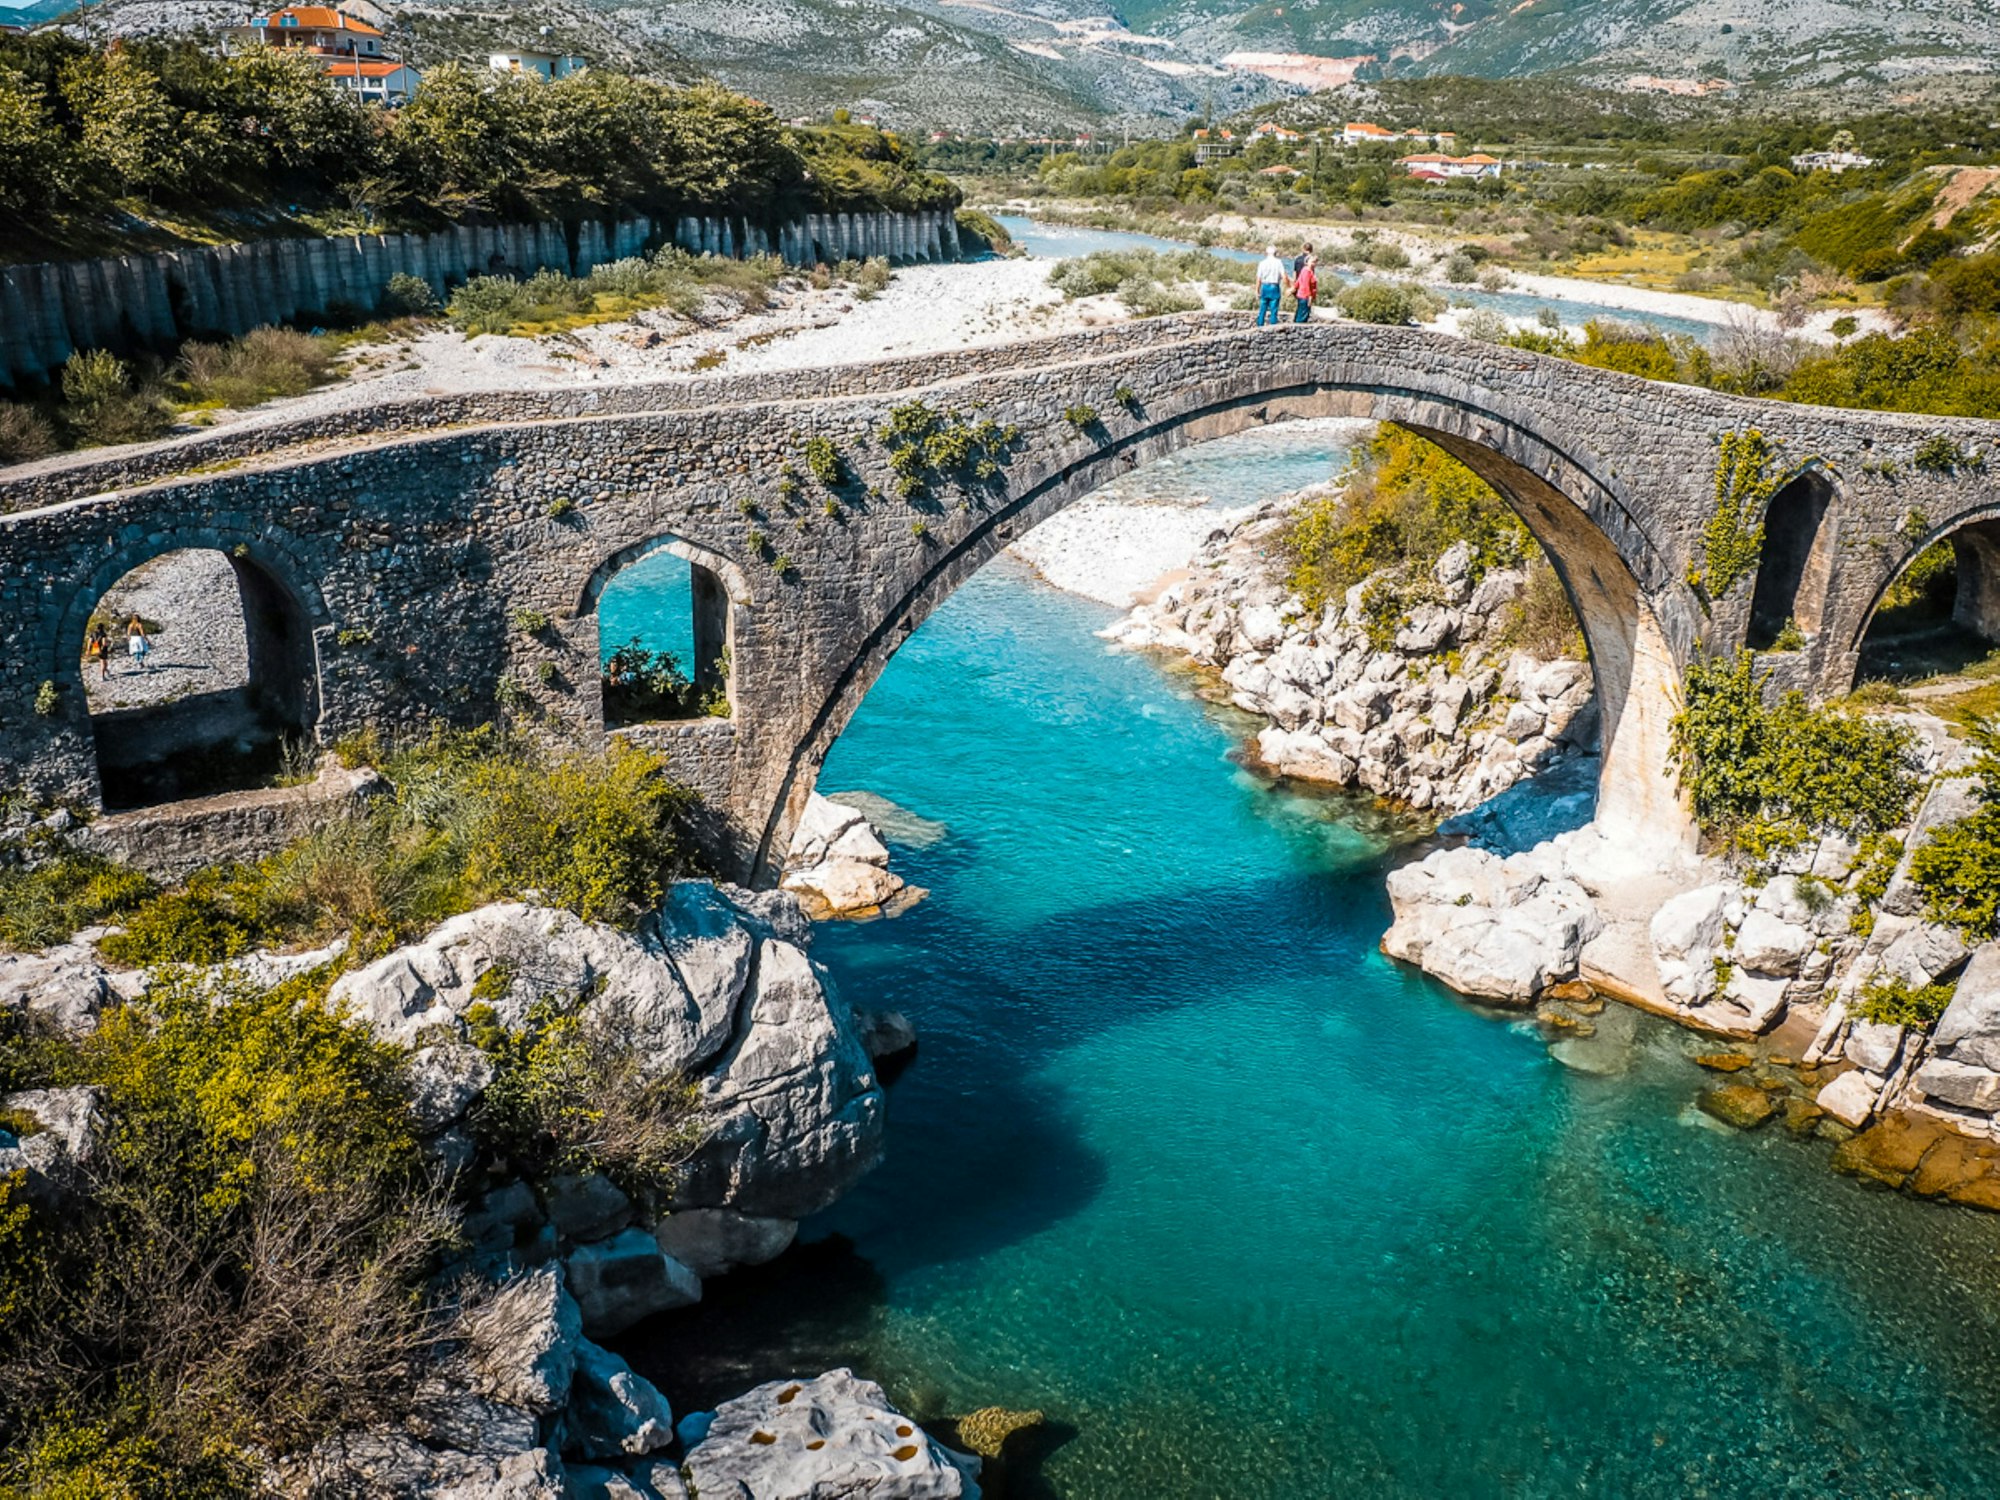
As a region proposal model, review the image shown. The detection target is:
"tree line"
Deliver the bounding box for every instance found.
[0,35,959,256]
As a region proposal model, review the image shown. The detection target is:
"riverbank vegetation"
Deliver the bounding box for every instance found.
[0,730,707,1489]
[1047,247,1249,316]
[1669,648,1924,860]
[1280,424,1579,655]
[0,730,696,961]
[0,37,958,264]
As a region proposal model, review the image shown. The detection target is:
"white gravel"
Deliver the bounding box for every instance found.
[1008,495,1255,608]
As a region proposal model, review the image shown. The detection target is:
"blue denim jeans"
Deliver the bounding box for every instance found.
[1293,296,1312,323]
[1257,282,1282,325]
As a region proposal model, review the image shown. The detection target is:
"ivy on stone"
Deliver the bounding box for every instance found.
[1688,429,1785,604]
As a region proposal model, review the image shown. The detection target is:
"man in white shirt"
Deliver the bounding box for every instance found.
[1255,244,1287,326]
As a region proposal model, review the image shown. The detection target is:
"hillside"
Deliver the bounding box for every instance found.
[12,0,1997,128]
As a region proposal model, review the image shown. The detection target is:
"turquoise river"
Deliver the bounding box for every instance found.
[607,431,2000,1498]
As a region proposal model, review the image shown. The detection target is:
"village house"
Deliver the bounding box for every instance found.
[230,6,419,103]
[488,46,587,81]
[1250,122,1303,142]
[1791,149,1878,173]
[1398,151,1503,181]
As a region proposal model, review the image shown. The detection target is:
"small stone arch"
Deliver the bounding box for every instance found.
[750,373,1700,878]
[1846,506,2000,687]
[577,535,753,724]
[57,531,327,808]
[1747,466,1840,649]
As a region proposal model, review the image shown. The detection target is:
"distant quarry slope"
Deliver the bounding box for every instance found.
[19,0,1998,129]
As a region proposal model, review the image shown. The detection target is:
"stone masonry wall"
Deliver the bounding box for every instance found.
[0,209,962,394]
[1,319,1998,882]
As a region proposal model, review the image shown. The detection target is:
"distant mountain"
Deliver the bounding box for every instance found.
[24,0,1998,130]
[0,0,73,23]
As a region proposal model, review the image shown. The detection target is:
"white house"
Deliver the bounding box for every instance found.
[488,47,586,81]
[1398,152,1502,181]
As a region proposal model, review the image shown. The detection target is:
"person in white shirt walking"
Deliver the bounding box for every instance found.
[1255,245,1287,326]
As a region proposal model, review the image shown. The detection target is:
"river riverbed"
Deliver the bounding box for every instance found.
[609,434,2000,1497]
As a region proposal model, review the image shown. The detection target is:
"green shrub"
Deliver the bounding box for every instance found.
[177,326,333,409]
[59,350,170,447]
[379,271,440,317]
[1908,718,2000,941]
[803,435,845,487]
[1062,403,1099,431]
[0,967,447,1479]
[510,607,550,635]
[1913,434,1974,473]
[1851,973,1957,1028]
[471,996,704,1199]
[461,738,694,925]
[1334,278,1437,326]
[0,402,57,464]
[0,851,156,952]
[876,399,1016,495]
[1282,424,1536,614]
[1669,649,1923,856]
[33,680,58,717]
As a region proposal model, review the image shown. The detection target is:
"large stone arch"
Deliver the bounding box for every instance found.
[750,371,1701,879]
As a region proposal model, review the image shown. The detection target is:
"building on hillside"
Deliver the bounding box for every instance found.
[230,6,419,102]
[488,47,586,80]
[1397,152,1502,181]
[1342,121,1396,146]
[342,58,420,104]
[1250,122,1303,142]
[1791,149,1877,173]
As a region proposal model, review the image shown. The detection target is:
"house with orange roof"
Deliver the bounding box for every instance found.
[231,6,419,103]
[1397,151,1502,180]
[1341,121,1396,145]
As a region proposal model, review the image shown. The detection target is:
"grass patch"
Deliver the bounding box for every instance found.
[1,730,699,964]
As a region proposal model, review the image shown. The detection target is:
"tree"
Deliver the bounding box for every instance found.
[0,70,68,212]
[61,49,187,199]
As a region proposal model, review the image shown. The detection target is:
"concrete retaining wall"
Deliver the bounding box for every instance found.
[0,209,963,393]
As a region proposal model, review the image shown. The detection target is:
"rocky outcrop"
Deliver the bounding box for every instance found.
[1381,844,1601,1004]
[280,1265,686,1498]
[680,1370,979,1500]
[325,880,887,1331]
[1106,509,1595,815]
[0,1085,101,1206]
[781,792,923,919]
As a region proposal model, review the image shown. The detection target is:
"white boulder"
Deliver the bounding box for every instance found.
[681,1370,976,1500]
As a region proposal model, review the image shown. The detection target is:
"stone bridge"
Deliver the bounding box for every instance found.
[4,312,2000,881]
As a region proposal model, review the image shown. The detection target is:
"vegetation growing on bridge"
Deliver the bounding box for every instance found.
[1668,648,1924,861]
[1687,429,1786,605]
[876,400,1020,501]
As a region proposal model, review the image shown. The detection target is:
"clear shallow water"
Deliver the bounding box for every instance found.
[608,439,2000,1498]
[999,213,1721,346]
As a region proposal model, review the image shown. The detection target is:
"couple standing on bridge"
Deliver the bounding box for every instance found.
[1255,244,1318,327]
